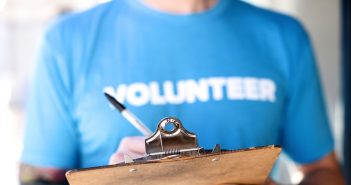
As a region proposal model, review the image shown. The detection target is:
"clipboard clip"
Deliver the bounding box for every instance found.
[145,117,202,156]
[126,117,221,163]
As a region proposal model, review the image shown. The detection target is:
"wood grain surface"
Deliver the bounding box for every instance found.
[66,146,281,185]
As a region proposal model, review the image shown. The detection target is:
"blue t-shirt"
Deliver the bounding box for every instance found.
[22,0,333,169]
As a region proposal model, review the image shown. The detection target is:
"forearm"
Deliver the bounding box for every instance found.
[299,168,345,185]
[21,180,68,185]
[20,164,68,185]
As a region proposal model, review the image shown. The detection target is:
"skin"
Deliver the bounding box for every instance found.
[19,164,68,185]
[142,0,218,14]
[20,1,345,185]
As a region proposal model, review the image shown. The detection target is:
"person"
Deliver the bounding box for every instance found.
[20,0,345,184]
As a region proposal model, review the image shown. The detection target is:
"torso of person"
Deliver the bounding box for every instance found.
[65,0,291,167]
[26,0,331,169]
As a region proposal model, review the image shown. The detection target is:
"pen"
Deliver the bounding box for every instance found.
[104,91,153,136]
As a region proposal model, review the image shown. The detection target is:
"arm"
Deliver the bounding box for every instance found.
[21,19,78,185]
[299,152,345,185]
[278,15,342,185]
[19,163,68,185]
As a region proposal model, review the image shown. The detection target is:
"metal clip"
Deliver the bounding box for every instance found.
[145,117,201,156]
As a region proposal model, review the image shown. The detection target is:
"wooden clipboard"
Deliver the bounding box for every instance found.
[66,117,281,185]
[66,146,281,185]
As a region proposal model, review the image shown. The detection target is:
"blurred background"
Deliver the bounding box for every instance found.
[0,0,349,184]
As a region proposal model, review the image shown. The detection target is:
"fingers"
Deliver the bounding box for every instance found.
[109,152,125,164]
[117,136,146,154]
[109,136,146,165]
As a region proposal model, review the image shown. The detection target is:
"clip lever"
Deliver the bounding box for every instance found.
[145,117,202,157]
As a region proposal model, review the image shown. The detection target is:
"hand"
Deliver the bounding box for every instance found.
[109,136,146,165]
[299,152,345,185]
[263,178,277,185]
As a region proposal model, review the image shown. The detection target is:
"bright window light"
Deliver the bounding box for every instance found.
[0,0,8,12]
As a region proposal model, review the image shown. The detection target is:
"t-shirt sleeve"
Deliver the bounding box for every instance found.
[281,18,334,164]
[21,22,79,169]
